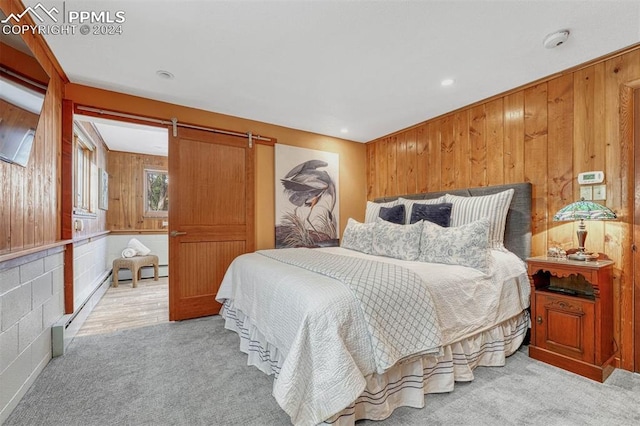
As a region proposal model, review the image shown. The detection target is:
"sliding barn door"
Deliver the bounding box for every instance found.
[168,127,255,321]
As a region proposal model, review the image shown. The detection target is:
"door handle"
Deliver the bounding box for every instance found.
[170,230,187,237]
[536,316,543,325]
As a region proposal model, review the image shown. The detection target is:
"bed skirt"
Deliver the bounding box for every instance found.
[221,301,529,426]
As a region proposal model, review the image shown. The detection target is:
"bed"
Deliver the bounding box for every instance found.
[216,182,532,426]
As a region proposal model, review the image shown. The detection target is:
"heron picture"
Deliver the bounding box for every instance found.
[275,145,339,248]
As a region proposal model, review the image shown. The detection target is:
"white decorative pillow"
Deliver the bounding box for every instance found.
[372,218,423,261]
[398,196,446,224]
[419,218,491,273]
[365,200,399,223]
[445,189,514,249]
[341,218,374,254]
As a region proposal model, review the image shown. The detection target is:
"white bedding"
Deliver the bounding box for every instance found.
[259,248,442,373]
[216,247,530,426]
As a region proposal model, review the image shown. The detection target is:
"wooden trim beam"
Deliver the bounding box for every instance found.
[0,239,72,264]
[63,244,73,314]
[61,99,74,313]
[633,87,640,372]
[0,0,69,83]
[61,100,74,240]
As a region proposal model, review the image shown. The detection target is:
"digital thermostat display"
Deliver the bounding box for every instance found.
[577,171,604,184]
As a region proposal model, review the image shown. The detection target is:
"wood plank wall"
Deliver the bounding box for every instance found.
[0,40,63,255]
[107,151,168,231]
[366,46,640,370]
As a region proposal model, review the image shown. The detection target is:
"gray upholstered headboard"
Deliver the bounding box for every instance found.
[373,182,532,261]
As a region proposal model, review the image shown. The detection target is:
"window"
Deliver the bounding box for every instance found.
[73,123,96,215]
[144,169,168,217]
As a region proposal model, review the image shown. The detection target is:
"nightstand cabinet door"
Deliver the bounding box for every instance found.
[534,292,595,363]
[527,256,615,382]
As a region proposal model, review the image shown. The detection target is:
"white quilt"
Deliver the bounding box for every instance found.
[215,247,530,426]
[259,248,442,373]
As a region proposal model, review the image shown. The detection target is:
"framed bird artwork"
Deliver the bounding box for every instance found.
[275,144,339,248]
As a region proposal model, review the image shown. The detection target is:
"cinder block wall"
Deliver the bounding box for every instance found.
[0,248,65,423]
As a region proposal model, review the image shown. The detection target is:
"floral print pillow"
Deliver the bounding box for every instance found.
[419,217,492,274]
[341,218,375,254]
[372,218,423,261]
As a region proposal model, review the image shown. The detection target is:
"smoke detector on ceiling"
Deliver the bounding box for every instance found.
[543,30,570,49]
[156,70,175,80]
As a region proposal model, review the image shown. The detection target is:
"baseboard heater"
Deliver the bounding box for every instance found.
[51,270,112,357]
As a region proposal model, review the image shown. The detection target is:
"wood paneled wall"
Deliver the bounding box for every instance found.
[0,34,63,255]
[366,46,640,370]
[106,151,168,231]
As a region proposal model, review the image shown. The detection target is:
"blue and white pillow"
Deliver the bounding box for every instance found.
[419,217,492,274]
[341,218,374,254]
[372,218,423,261]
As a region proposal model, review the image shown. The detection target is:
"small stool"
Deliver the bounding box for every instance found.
[112,255,159,288]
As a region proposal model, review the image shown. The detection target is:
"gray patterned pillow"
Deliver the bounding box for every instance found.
[341,218,374,254]
[419,217,492,273]
[372,218,423,261]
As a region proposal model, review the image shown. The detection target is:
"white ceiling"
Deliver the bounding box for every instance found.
[23,0,640,145]
[76,116,169,156]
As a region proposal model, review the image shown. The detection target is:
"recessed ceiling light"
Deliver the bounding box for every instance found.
[441,79,454,87]
[340,128,349,134]
[156,70,174,80]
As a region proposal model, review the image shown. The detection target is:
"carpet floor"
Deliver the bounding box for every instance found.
[5,316,640,425]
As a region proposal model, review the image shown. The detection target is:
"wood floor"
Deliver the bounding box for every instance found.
[76,276,169,336]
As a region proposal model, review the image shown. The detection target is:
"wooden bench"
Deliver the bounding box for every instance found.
[112,255,159,288]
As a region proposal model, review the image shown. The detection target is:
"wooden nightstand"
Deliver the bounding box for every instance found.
[526,256,615,382]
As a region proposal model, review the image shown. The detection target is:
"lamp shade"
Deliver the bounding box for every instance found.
[553,199,617,222]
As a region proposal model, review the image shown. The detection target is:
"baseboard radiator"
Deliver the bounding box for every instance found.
[51,270,112,357]
[51,265,168,356]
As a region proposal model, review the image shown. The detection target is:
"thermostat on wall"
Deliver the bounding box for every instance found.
[577,171,604,185]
